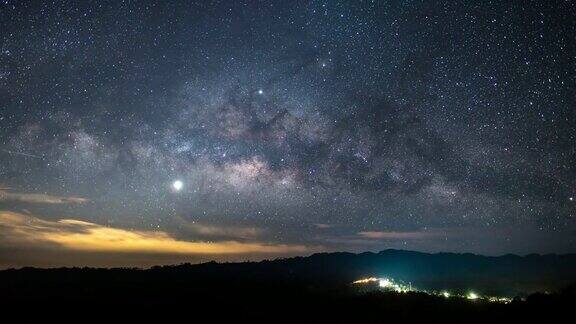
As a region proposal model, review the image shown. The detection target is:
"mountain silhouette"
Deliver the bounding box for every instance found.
[2,249,576,323]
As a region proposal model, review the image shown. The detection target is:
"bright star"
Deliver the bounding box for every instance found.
[257,89,263,95]
[172,180,183,191]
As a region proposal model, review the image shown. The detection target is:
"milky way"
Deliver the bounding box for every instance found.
[0,1,575,267]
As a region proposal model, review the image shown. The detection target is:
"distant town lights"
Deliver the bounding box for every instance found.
[352,276,512,304]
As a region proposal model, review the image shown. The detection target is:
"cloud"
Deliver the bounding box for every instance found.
[357,230,442,240]
[172,216,264,241]
[0,189,89,204]
[0,211,310,255]
[314,223,335,229]
[183,223,262,240]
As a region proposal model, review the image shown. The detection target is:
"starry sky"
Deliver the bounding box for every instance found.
[1,0,575,268]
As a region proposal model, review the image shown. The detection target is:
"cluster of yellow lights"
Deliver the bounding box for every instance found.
[352,277,380,284]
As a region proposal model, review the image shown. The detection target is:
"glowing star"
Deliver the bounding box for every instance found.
[172,180,183,191]
[257,89,264,95]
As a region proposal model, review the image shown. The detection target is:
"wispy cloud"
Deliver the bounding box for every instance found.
[0,189,89,204]
[173,216,264,241]
[0,211,310,255]
[357,230,441,240]
[185,223,262,240]
[314,223,335,229]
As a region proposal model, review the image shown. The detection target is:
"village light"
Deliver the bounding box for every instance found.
[467,292,479,300]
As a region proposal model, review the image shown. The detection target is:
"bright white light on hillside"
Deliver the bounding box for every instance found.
[442,291,451,298]
[467,292,479,300]
[379,278,392,288]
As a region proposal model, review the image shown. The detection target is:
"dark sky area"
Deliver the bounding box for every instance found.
[0,0,575,268]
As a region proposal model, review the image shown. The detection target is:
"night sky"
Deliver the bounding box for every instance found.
[1,0,575,268]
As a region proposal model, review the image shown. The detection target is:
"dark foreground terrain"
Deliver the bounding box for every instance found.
[2,250,576,323]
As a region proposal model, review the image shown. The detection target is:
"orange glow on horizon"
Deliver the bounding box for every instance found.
[0,211,310,255]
